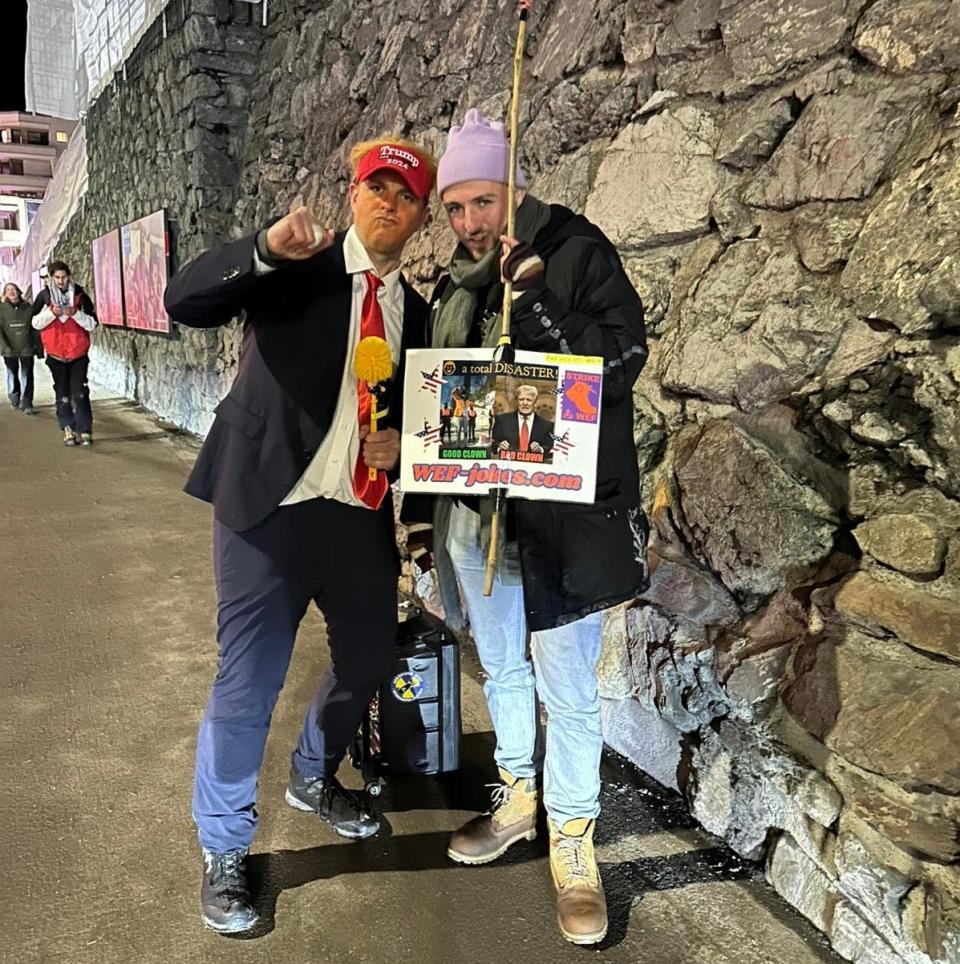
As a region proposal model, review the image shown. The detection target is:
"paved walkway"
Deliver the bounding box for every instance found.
[1,379,841,963]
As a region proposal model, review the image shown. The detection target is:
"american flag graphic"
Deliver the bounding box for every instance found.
[415,421,442,446]
[551,431,575,455]
[420,365,446,395]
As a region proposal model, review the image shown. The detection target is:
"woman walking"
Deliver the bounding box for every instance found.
[0,283,42,415]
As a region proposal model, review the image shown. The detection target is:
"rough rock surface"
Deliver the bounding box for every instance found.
[842,148,960,336]
[584,105,728,249]
[828,571,960,663]
[831,760,960,864]
[658,239,852,411]
[783,631,960,795]
[672,419,838,604]
[744,81,940,210]
[854,0,960,75]
[53,1,265,436]
[851,517,947,576]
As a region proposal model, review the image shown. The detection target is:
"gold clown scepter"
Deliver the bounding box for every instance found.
[354,335,394,481]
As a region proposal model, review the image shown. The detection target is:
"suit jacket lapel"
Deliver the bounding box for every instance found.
[399,276,426,352]
[385,276,426,432]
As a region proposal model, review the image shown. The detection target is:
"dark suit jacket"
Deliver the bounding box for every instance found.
[164,230,428,532]
[490,411,554,457]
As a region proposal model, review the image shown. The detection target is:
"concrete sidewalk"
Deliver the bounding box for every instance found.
[1,380,841,964]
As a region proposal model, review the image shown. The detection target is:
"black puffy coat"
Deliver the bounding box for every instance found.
[434,200,651,631]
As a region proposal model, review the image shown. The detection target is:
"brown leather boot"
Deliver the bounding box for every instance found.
[549,817,607,945]
[447,767,538,865]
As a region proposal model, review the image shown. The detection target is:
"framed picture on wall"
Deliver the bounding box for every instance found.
[91,228,124,327]
[121,209,172,334]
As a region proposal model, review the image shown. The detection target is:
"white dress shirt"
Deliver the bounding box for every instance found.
[279,226,404,509]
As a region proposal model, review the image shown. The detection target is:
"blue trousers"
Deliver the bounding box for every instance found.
[446,502,604,824]
[193,497,399,853]
[4,356,34,409]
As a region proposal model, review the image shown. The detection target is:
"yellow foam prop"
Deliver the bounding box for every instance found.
[354,336,394,480]
[354,336,393,386]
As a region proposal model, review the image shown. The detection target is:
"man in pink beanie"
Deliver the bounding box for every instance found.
[414,107,650,945]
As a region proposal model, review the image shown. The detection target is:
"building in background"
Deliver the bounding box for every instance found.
[25,0,171,121]
[17,0,264,287]
[23,0,77,119]
[0,111,76,280]
[17,0,181,286]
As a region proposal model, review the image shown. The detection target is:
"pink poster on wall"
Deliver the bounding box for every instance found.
[121,209,171,334]
[92,228,124,327]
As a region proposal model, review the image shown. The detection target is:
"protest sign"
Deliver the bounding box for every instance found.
[400,348,603,504]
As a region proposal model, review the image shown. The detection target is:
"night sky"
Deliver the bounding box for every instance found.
[2,1,28,112]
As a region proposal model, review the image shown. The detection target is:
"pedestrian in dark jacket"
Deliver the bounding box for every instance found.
[440,401,453,441]
[425,108,649,946]
[164,134,436,936]
[31,261,97,446]
[0,282,42,415]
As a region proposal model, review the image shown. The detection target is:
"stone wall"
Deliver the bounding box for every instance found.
[52,1,959,960]
[55,0,265,435]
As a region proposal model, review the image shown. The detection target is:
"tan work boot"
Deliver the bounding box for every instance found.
[549,817,607,945]
[447,767,538,865]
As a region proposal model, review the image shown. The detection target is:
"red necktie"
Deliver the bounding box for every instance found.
[353,271,390,509]
[519,416,530,452]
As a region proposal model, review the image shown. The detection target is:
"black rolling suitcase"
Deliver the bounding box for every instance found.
[352,606,461,796]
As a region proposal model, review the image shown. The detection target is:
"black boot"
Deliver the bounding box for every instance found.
[285,766,380,839]
[200,848,258,933]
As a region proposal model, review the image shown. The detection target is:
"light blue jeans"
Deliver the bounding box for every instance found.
[446,502,603,823]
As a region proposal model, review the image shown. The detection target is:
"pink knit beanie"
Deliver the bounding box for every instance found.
[436,109,527,196]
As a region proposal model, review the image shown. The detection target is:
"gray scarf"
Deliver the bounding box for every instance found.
[429,196,552,600]
[50,283,73,309]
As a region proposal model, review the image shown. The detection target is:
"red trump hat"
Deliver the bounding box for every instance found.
[355,143,433,200]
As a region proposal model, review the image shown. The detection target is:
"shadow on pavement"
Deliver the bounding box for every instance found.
[229,732,762,948]
[601,847,758,948]
[95,430,178,443]
[239,834,758,948]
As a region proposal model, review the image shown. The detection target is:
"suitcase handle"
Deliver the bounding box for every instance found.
[398,597,449,643]
[398,594,424,619]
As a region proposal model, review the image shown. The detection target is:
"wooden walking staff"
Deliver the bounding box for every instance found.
[354,335,394,481]
[483,0,530,596]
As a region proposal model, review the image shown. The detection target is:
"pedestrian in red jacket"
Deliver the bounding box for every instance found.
[31,260,98,446]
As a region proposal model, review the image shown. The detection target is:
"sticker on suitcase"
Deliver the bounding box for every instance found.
[391,671,425,702]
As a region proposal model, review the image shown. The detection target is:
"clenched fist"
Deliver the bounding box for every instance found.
[264,206,335,261]
[360,425,401,472]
